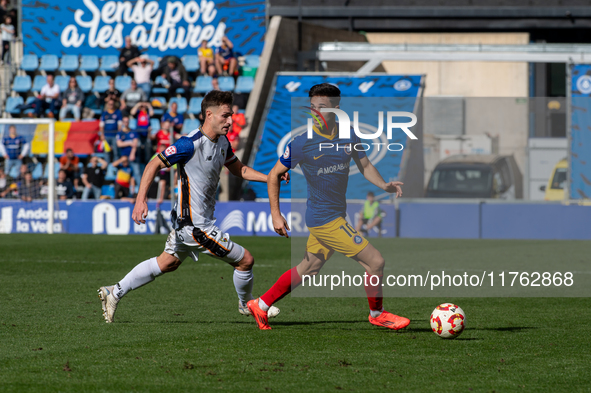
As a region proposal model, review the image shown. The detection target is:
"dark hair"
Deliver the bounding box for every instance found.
[201,90,233,117]
[58,169,66,175]
[367,191,374,197]
[66,148,73,153]
[308,83,341,106]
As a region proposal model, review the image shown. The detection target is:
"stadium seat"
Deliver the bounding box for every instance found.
[151,97,167,116]
[5,96,23,115]
[182,118,199,134]
[182,55,199,73]
[55,75,69,91]
[101,184,115,199]
[76,75,92,93]
[105,164,118,181]
[169,97,187,115]
[188,97,203,115]
[244,55,260,68]
[23,97,36,115]
[194,76,213,93]
[13,76,32,93]
[39,54,59,72]
[9,164,19,178]
[150,118,160,132]
[115,75,132,92]
[32,75,47,91]
[79,55,99,72]
[42,161,61,179]
[152,76,169,95]
[92,76,111,93]
[20,54,38,72]
[234,76,254,93]
[31,162,43,180]
[148,55,160,69]
[59,55,79,72]
[99,55,119,72]
[218,76,235,91]
[128,117,137,129]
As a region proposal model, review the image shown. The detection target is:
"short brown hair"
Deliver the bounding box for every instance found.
[201,90,233,117]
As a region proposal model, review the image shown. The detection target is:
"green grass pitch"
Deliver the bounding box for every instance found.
[0,234,590,392]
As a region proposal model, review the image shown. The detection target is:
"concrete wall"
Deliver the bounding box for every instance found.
[365,33,529,97]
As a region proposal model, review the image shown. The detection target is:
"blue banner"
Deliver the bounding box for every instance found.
[571,65,591,199]
[22,0,266,57]
[0,200,395,237]
[250,74,423,200]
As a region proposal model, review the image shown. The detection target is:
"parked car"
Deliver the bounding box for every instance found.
[540,158,566,201]
[425,154,523,199]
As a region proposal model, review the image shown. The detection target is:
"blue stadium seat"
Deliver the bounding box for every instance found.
[105,165,118,181]
[5,96,23,114]
[79,55,99,72]
[32,75,46,91]
[182,119,200,134]
[182,55,199,73]
[129,118,137,130]
[76,75,92,93]
[151,97,167,116]
[59,55,79,72]
[42,161,61,179]
[101,184,115,199]
[100,55,119,72]
[13,76,32,93]
[115,75,131,92]
[148,55,160,69]
[218,76,235,91]
[39,54,58,72]
[152,76,169,95]
[188,97,203,114]
[92,76,111,93]
[150,118,160,132]
[31,162,43,180]
[234,76,254,93]
[169,97,187,115]
[244,55,260,68]
[9,164,19,178]
[55,75,69,91]
[23,97,36,115]
[193,76,213,93]
[20,54,38,72]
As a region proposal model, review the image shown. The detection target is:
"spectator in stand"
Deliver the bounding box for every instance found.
[211,76,220,91]
[0,0,8,22]
[19,171,39,202]
[117,36,141,76]
[161,101,184,134]
[161,59,191,101]
[127,55,154,98]
[0,15,14,65]
[15,162,28,184]
[33,74,60,118]
[150,120,180,153]
[56,169,75,200]
[116,116,138,161]
[120,79,147,117]
[215,36,237,76]
[81,155,107,200]
[1,125,28,174]
[59,148,80,187]
[228,104,246,151]
[101,78,121,109]
[198,39,215,76]
[130,101,152,162]
[59,77,84,121]
[111,155,135,200]
[0,167,9,197]
[99,98,123,160]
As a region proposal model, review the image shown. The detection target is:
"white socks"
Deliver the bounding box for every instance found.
[258,298,270,312]
[233,269,254,306]
[370,308,384,318]
[114,257,162,299]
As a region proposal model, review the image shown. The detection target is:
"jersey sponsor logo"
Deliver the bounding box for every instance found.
[316,161,349,176]
[165,146,177,156]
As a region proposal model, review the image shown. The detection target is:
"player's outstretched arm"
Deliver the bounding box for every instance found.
[132,158,166,224]
[227,158,268,183]
[353,155,403,198]
[268,159,291,238]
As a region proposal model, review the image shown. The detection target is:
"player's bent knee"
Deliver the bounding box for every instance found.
[157,252,182,273]
[236,250,254,271]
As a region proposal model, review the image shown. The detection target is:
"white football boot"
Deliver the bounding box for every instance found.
[97,286,120,323]
[239,299,280,318]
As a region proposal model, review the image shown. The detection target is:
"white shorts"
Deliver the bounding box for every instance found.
[164,224,245,264]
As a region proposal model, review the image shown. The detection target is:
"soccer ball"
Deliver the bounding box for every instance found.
[430,303,466,339]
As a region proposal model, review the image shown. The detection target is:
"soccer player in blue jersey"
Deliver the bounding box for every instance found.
[98,90,283,323]
[247,83,410,331]
[1,126,29,175]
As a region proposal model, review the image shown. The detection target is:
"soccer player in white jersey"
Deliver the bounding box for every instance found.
[98,90,283,323]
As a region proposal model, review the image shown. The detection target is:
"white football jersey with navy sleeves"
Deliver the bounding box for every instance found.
[157,127,237,229]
